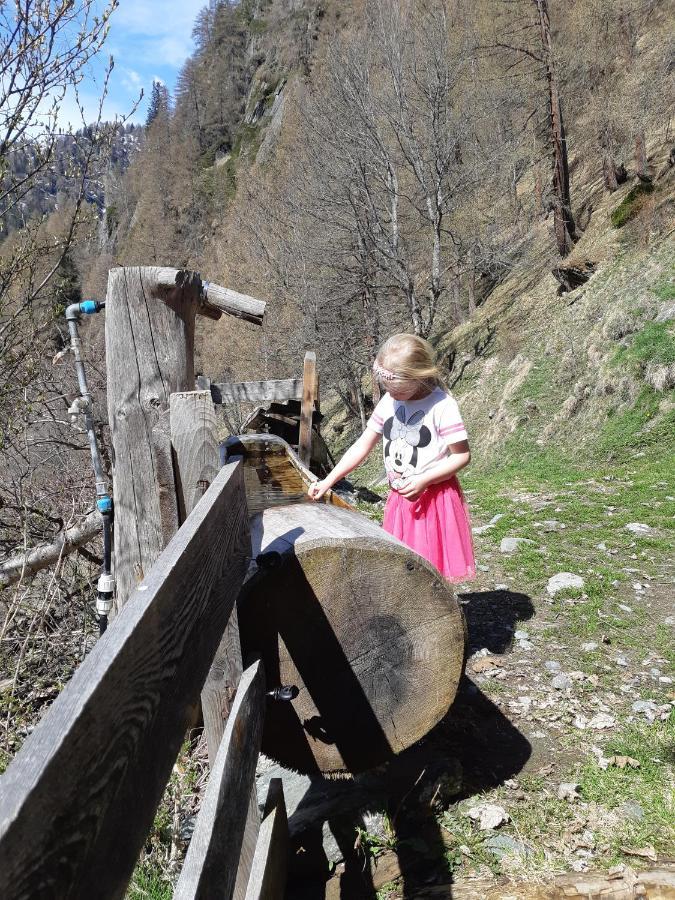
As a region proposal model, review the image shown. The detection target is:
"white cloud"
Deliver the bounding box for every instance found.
[112,0,205,68]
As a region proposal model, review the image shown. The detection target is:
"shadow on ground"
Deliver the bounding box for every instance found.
[284,590,534,899]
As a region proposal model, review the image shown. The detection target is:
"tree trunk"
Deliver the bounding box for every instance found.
[535,0,576,257]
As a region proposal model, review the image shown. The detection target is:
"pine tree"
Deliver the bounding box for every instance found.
[146,81,170,127]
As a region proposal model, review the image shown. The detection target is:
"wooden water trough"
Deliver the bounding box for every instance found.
[226,434,467,777]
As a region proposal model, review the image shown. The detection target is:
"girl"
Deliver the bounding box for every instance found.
[308,334,475,583]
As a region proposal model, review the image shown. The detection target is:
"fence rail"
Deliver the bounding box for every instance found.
[0,458,288,900]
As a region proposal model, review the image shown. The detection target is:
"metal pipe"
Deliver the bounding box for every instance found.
[65,300,114,633]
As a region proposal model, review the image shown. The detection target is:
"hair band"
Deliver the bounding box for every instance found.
[373,362,403,382]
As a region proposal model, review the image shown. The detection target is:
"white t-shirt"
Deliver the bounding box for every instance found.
[367,388,468,488]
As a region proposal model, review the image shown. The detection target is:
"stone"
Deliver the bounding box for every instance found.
[495,583,509,590]
[615,655,629,667]
[518,639,534,651]
[632,699,659,719]
[484,834,532,859]
[552,674,572,690]
[500,537,536,553]
[547,573,585,595]
[558,782,581,801]
[619,801,645,822]
[473,524,494,535]
[514,630,529,640]
[588,712,616,729]
[489,513,505,525]
[544,660,562,672]
[624,522,652,535]
[581,642,598,652]
[465,802,509,830]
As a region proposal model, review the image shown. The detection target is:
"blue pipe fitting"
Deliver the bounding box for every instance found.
[80,300,102,314]
[97,496,113,514]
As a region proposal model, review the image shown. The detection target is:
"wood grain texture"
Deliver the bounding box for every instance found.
[175,660,266,900]
[201,281,266,326]
[239,501,466,775]
[0,461,249,900]
[170,391,220,522]
[105,266,201,609]
[211,379,303,405]
[297,351,316,468]
[233,789,261,900]
[244,779,288,900]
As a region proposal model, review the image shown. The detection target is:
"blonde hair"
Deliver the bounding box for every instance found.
[374,333,443,390]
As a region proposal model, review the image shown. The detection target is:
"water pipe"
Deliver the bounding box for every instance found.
[65,300,114,634]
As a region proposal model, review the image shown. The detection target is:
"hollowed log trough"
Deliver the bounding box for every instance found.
[224,435,467,777]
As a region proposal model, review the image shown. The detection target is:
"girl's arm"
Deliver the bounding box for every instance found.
[308,428,382,500]
[396,440,471,500]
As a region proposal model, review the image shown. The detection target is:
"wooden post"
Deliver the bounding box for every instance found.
[175,661,265,900]
[170,391,257,898]
[105,266,202,610]
[297,351,316,468]
[170,391,247,769]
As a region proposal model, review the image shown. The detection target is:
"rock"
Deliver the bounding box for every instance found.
[581,642,598,652]
[514,630,529,640]
[615,655,629,667]
[547,573,585,595]
[558,782,581,801]
[655,301,675,323]
[632,699,659,719]
[619,801,644,822]
[544,660,562,672]
[473,524,494,535]
[624,522,652,535]
[495,583,508,590]
[518,639,534,651]
[466,802,509,830]
[500,537,536,553]
[552,674,572,690]
[489,514,505,525]
[484,834,532,859]
[588,712,616,729]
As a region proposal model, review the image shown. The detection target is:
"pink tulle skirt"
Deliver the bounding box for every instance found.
[383,476,476,583]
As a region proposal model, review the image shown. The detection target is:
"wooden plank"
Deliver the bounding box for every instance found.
[233,789,261,900]
[244,779,288,900]
[298,351,316,468]
[210,379,303,405]
[0,461,249,900]
[175,660,266,900]
[170,391,220,522]
[105,266,201,610]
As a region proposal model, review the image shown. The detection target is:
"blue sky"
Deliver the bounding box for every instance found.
[58,0,208,129]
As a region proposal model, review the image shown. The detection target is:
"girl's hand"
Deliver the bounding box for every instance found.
[308,479,331,501]
[395,474,428,500]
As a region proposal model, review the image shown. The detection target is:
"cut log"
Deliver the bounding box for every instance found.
[231,448,465,775]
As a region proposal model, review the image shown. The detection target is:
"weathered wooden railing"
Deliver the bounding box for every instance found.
[0,458,288,899]
[200,350,319,468]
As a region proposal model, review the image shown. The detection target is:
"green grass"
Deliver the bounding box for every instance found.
[610,322,675,373]
[610,182,656,228]
[126,862,173,900]
[578,716,675,863]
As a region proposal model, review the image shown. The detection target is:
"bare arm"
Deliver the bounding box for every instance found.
[308,428,382,499]
[395,440,471,500]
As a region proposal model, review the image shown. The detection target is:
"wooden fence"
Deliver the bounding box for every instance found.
[0,267,290,898]
[0,464,288,900]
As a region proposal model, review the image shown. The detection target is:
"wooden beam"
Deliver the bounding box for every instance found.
[170,391,220,522]
[174,660,266,900]
[244,779,288,900]
[105,266,201,610]
[201,282,266,327]
[0,461,250,900]
[170,391,248,769]
[297,351,316,468]
[210,379,303,405]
